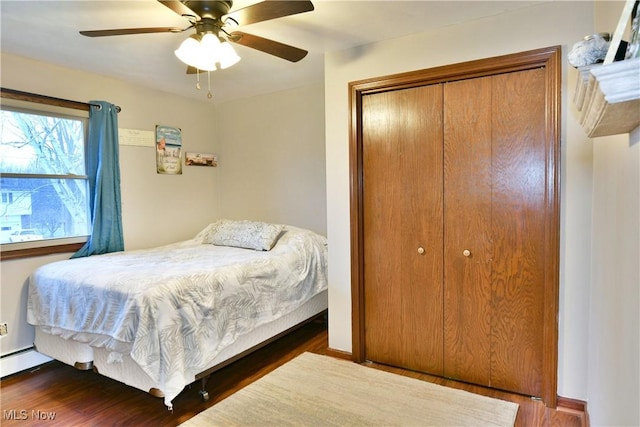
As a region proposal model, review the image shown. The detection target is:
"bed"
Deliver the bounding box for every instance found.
[27,220,328,409]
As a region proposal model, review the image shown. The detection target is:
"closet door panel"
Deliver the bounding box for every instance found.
[362,89,403,367]
[443,77,493,385]
[490,69,547,397]
[362,85,444,374]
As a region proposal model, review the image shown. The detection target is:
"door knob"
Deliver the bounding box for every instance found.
[463,249,471,257]
[417,247,425,254]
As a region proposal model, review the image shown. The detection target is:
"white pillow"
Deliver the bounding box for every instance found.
[197,219,284,251]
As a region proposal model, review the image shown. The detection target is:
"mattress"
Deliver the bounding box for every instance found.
[28,222,328,409]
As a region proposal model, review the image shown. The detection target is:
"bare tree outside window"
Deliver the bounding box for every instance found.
[0,108,90,244]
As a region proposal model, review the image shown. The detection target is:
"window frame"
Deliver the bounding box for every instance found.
[0,88,92,260]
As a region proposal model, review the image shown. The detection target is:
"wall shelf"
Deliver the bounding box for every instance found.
[573,58,640,138]
[573,0,640,138]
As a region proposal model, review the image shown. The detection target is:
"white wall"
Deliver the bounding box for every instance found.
[214,83,327,235]
[324,0,596,402]
[588,129,639,426]
[586,4,640,425]
[0,54,326,375]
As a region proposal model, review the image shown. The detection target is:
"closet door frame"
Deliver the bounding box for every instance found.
[349,46,561,408]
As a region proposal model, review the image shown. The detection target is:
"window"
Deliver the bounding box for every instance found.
[1,93,91,253]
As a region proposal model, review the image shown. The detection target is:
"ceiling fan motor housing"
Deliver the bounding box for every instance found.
[183,1,233,20]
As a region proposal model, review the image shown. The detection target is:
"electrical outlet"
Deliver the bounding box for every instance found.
[0,323,7,336]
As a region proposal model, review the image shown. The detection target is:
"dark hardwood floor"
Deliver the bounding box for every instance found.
[1,318,585,426]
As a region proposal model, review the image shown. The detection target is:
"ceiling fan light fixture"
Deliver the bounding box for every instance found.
[200,33,221,52]
[218,41,241,69]
[175,35,217,71]
[175,32,240,72]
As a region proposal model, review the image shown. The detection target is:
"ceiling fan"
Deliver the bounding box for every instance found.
[79,1,314,74]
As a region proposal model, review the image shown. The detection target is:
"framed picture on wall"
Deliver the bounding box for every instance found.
[185,152,218,167]
[156,125,182,175]
[626,0,639,59]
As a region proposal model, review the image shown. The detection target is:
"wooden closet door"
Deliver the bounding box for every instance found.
[352,47,560,407]
[362,84,444,375]
[490,68,547,397]
[443,76,493,386]
[443,69,547,397]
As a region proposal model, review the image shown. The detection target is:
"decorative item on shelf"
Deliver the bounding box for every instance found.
[625,0,640,59]
[604,0,638,64]
[568,33,628,68]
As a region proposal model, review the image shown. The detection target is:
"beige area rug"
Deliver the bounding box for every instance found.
[179,352,518,426]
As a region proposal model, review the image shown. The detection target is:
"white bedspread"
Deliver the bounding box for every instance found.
[27,226,328,408]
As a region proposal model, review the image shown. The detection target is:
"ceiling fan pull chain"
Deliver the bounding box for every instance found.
[196,69,201,90]
[207,71,213,99]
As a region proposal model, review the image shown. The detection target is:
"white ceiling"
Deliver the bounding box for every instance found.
[1,0,544,104]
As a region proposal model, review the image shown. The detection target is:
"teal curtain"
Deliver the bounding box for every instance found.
[72,101,124,258]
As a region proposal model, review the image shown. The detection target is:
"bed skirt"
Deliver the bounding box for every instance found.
[34,289,328,401]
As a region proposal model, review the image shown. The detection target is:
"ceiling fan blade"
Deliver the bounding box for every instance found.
[229,31,307,62]
[225,1,313,26]
[157,0,200,19]
[80,27,185,37]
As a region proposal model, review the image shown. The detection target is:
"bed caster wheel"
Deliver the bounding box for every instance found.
[199,390,209,402]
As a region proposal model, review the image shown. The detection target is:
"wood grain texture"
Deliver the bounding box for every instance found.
[443,76,493,386]
[490,69,547,397]
[362,69,550,398]
[1,87,90,112]
[362,85,444,375]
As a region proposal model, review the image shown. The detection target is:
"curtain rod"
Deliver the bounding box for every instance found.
[0,87,121,113]
[89,102,122,113]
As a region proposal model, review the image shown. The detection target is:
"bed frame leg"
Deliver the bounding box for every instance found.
[74,361,94,371]
[199,376,210,401]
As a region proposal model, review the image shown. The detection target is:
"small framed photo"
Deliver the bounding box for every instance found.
[185,152,218,167]
[626,0,639,59]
